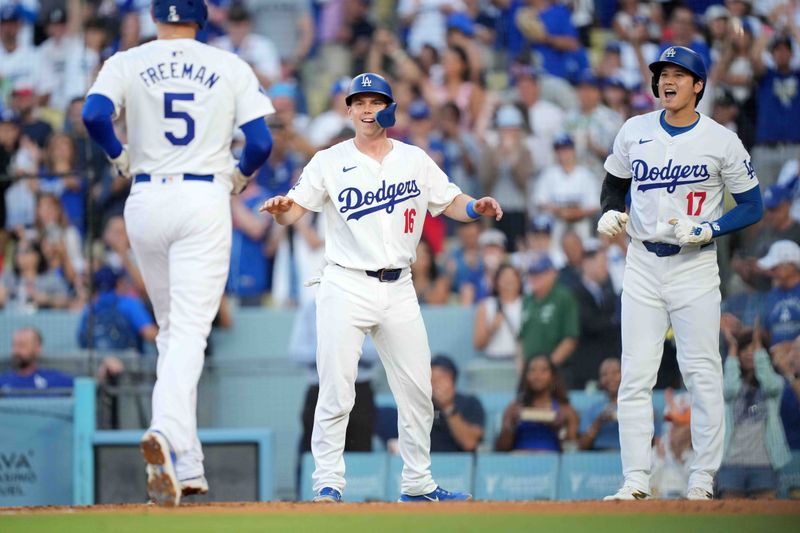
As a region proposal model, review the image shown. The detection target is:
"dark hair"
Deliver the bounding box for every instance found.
[518,355,569,406]
[13,241,47,276]
[431,354,458,381]
[491,263,522,299]
[734,327,771,352]
[448,44,471,82]
[416,238,439,280]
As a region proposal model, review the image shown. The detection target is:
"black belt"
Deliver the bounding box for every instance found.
[642,240,714,257]
[365,268,402,282]
[134,173,214,183]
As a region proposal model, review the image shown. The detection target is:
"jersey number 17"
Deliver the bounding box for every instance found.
[164,92,195,145]
[686,191,706,216]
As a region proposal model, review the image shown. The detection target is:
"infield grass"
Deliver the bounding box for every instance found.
[1,513,799,533]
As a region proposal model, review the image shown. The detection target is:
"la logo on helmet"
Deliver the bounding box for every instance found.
[361,76,372,87]
[665,47,676,58]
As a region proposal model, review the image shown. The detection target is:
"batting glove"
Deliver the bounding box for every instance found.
[670,218,713,246]
[232,165,251,195]
[597,210,629,237]
[110,146,131,179]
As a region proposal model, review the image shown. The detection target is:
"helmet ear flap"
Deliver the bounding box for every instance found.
[375,102,397,129]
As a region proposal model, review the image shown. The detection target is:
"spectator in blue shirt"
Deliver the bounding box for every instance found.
[579,358,621,450]
[227,180,271,306]
[512,0,584,81]
[757,240,800,346]
[0,327,73,395]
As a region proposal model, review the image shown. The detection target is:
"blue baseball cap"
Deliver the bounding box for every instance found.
[528,254,554,275]
[763,184,792,209]
[446,12,475,37]
[603,76,627,90]
[605,41,622,54]
[0,108,19,124]
[575,70,601,87]
[93,266,120,292]
[529,214,553,234]
[408,100,431,120]
[0,3,23,22]
[553,133,574,149]
[330,77,351,97]
[268,82,297,100]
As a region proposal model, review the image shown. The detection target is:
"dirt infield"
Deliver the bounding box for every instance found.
[3,499,799,516]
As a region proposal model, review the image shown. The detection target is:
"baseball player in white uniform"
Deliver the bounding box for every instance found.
[598,46,763,500]
[82,0,274,506]
[261,73,502,502]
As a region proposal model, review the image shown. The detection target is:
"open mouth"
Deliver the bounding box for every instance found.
[663,88,677,101]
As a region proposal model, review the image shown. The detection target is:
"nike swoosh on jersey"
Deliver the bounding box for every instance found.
[343,165,357,172]
[639,139,653,144]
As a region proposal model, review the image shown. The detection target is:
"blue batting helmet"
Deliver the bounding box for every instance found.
[345,73,396,128]
[649,46,707,103]
[152,0,208,28]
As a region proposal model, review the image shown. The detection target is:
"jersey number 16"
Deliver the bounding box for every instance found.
[164,92,195,146]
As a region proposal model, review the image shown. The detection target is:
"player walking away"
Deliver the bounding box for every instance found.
[261,73,502,503]
[597,46,763,501]
[82,0,274,506]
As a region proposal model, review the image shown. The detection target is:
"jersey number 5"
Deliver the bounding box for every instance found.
[404,208,416,234]
[686,191,706,216]
[164,92,195,146]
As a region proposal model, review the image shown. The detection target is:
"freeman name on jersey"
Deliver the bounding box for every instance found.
[138,62,220,89]
[338,179,421,221]
[631,158,710,193]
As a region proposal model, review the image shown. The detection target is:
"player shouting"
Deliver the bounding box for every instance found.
[261,73,502,502]
[598,46,763,500]
[82,0,274,506]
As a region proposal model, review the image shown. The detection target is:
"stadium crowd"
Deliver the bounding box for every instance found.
[1,0,799,499]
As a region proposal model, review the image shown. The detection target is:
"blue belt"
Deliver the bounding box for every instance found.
[642,240,714,257]
[134,173,214,183]
[366,268,402,282]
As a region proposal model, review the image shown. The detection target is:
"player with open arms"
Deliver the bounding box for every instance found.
[82,0,274,506]
[261,73,502,502]
[599,46,763,500]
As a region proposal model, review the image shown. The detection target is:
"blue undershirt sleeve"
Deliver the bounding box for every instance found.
[81,94,123,159]
[238,117,273,176]
[708,185,763,238]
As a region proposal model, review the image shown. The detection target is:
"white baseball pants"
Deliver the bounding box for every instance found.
[124,178,232,481]
[311,264,437,496]
[618,240,724,495]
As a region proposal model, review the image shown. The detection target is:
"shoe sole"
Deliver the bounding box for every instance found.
[312,496,341,503]
[181,486,209,497]
[140,433,180,507]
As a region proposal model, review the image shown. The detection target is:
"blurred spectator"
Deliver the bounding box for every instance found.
[40,132,87,233]
[339,0,375,75]
[751,33,800,187]
[718,325,792,499]
[77,266,157,352]
[650,389,694,499]
[513,0,585,82]
[288,298,377,456]
[556,229,584,289]
[10,84,52,148]
[211,4,281,90]
[1,239,70,311]
[411,238,451,305]
[657,5,713,72]
[445,220,482,302]
[479,104,533,250]
[430,354,485,452]
[776,154,800,222]
[512,65,564,172]
[457,228,506,305]
[612,0,662,45]
[404,100,446,170]
[243,0,314,76]
[712,90,740,135]
[563,71,623,179]
[102,215,145,296]
[704,4,732,66]
[511,214,554,273]
[227,179,271,306]
[757,240,800,346]
[307,78,353,149]
[0,108,21,256]
[518,253,579,371]
[0,327,73,395]
[267,83,316,160]
[398,0,464,55]
[37,1,84,114]
[473,263,524,361]
[495,355,578,452]
[568,240,620,389]
[713,16,755,113]
[579,357,621,451]
[531,133,599,262]
[773,337,800,450]
[0,3,44,105]
[601,76,631,120]
[440,101,480,197]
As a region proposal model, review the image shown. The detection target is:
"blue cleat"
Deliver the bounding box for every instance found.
[313,487,343,502]
[399,486,472,502]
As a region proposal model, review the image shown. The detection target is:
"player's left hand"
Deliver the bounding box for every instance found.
[474,197,503,221]
[669,218,713,246]
[110,146,131,180]
[232,166,251,195]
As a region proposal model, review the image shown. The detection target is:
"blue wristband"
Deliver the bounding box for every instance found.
[466,200,480,219]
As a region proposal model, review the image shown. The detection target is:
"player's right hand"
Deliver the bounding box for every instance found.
[259,196,294,215]
[597,210,629,237]
[110,146,131,180]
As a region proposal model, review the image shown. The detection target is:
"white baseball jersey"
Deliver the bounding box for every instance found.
[288,139,461,270]
[87,39,274,182]
[604,110,759,245]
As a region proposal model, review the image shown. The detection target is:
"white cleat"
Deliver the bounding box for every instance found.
[603,486,651,501]
[181,475,209,497]
[140,431,181,507]
[686,487,713,500]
